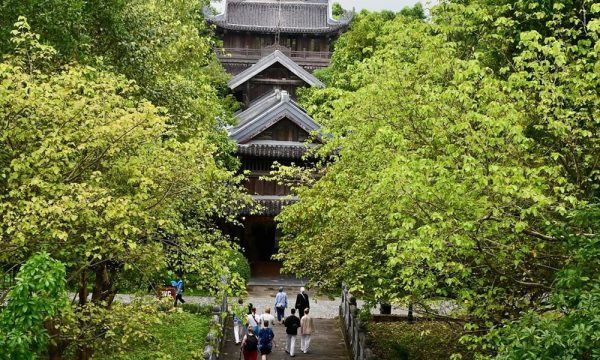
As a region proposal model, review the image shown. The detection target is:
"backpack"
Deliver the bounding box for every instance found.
[244,334,258,352]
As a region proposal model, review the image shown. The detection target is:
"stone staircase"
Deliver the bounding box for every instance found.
[219,317,350,360]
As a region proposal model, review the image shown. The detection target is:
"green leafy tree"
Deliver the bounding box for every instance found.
[332,2,346,19]
[276,0,600,357]
[0,19,248,359]
[0,252,68,360]
[491,206,600,359]
[399,2,425,20]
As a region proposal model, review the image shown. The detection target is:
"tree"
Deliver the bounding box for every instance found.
[332,2,346,19]
[0,19,248,359]
[491,208,600,359]
[275,0,600,357]
[399,2,425,20]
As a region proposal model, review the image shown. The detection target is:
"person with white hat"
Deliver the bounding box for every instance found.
[294,287,310,319]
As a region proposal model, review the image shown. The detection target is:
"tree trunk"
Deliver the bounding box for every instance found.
[91,263,116,305]
[408,303,414,322]
[45,318,64,360]
[77,263,117,360]
[79,271,88,306]
[76,347,93,360]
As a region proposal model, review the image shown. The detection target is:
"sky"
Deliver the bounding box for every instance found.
[211,0,436,13]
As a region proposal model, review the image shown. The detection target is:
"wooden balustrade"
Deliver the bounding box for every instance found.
[216,47,331,61]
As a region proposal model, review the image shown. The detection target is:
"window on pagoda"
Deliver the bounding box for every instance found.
[254,119,310,142]
[244,177,293,196]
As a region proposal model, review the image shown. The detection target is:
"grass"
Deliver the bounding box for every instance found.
[367,320,473,360]
[96,311,211,360]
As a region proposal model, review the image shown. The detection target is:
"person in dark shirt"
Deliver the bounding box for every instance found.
[257,320,275,359]
[283,308,301,357]
[241,326,259,360]
[295,287,309,319]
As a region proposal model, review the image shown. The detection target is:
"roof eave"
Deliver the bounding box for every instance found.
[227,50,325,90]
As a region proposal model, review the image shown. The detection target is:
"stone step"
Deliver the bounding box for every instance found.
[219,318,350,360]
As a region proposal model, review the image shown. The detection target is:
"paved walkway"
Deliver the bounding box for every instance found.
[98,285,409,319]
[219,318,350,360]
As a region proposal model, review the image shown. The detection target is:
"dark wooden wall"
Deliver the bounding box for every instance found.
[222,32,330,52]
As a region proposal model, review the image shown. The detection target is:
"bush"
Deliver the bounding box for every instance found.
[368,320,473,360]
[180,303,214,315]
[228,250,251,284]
[0,253,68,360]
[95,311,211,360]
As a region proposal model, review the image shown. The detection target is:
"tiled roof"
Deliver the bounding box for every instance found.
[228,50,325,90]
[229,89,320,143]
[237,140,311,158]
[203,0,353,34]
[241,195,299,216]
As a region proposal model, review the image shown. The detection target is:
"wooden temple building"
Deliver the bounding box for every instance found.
[205,0,352,276]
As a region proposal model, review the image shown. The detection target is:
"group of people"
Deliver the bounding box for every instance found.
[233,287,315,359]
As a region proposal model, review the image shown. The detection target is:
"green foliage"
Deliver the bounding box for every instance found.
[488,206,600,359]
[0,0,88,58]
[180,303,214,315]
[228,249,251,285]
[332,2,345,19]
[94,310,211,360]
[0,17,247,358]
[399,2,426,20]
[51,298,171,358]
[101,0,235,141]
[313,10,399,89]
[368,321,472,360]
[276,0,600,357]
[0,252,68,360]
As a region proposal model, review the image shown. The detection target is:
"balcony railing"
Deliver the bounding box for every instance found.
[216,47,332,62]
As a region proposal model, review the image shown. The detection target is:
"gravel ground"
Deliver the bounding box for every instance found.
[70,286,410,319]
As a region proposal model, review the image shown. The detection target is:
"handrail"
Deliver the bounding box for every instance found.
[216,47,332,60]
[340,288,375,360]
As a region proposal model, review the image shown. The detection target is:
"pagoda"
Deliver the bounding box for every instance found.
[205,0,352,276]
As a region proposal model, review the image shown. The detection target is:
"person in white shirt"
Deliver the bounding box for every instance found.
[246,306,259,334]
[259,307,275,329]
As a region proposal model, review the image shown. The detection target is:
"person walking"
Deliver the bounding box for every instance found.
[274,286,288,324]
[283,308,300,357]
[259,307,275,329]
[257,320,276,360]
[171,275,185,306]
[247,307,260,334]
[233,299,246,344]
[295,287,309,319]
[300,308,315,354]
[240,326,259,360]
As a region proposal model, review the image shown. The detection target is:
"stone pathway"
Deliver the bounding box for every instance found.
[93,285,409,319]
[219,318,350,360]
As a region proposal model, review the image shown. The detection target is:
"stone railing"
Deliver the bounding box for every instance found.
[203,294,228,360]
[339,288,375,360]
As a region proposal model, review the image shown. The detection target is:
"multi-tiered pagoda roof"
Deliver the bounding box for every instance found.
[204,0,353,34]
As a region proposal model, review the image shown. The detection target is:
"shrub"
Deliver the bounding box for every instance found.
[228,250,251,284]
[0,253,68,360]
[368,320,473,360]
